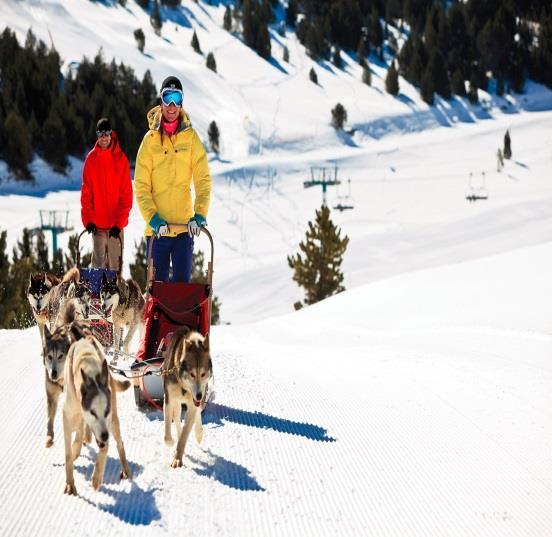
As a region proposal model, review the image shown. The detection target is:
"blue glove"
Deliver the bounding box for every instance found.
[188,213,207,237]
[149,213,169,236]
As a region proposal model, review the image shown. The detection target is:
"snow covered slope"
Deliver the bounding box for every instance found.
[1,241,551,536]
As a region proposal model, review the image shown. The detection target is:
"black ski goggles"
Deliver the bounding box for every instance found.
[96,129,112,138]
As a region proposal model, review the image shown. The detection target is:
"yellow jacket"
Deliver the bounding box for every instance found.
[134,105,211,237]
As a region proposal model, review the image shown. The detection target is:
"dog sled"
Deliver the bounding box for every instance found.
[109,227,214,410]
[75,229,121,349]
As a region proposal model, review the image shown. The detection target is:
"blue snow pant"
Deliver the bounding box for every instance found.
[147,233,194,283]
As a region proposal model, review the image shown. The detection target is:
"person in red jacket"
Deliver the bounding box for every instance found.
[81,118,133,270]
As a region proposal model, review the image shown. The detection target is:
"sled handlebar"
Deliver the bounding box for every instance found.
[76,228,123,273]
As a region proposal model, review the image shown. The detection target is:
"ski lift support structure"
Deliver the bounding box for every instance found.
[303,164,341,206]
[38,210,73,253]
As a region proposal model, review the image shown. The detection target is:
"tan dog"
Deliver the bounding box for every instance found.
[42,320,93,448]
[163,327,212,468]
[62,335,131,495]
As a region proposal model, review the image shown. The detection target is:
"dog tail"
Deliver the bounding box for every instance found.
[62,267,80,284]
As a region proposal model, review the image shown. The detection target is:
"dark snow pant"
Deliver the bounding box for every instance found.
[147,232,194,283]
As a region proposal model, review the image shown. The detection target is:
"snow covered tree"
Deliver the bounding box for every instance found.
[362,65,371,86]
[357,36,367,66]
[223,6,232,31]
[191,31,202,54]
[206,52,217,72]
[208,121,220,154]
[332,46,342,68]
[309,67,318,84]
[331,103,347,130]
[385,61,399,96]
[288,205,349,309]
[503,130,512,159]
[283,45,289,63]
[134,28,145,53]
[150,0,162,36]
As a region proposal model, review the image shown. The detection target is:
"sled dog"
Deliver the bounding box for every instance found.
[99,273,145,356]
[65,275,92,321]
[27,268,78,344]
[62,335,132,495]
[163,327,212,468]
[42,321,92,447]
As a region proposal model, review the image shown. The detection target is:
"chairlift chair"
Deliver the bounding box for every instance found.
[333,179,355,212]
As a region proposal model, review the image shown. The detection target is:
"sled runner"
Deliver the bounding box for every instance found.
[111,227,214,409]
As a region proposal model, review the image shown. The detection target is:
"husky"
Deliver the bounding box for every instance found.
[65,276,92,321]
[162,327,212,468]
[99,273,145,357]
[62,335,132,495]
[42,320,92,448]
[27,269,79,344]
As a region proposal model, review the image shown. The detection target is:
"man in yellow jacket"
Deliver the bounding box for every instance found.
[134,76,211,282]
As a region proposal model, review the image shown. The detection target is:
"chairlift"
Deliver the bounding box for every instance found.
[465,172,488,203]
[333,179,355,212]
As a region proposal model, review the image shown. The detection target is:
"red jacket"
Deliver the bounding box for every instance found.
[81,131,133,229]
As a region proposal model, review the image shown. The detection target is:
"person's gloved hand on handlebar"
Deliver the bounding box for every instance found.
[187,214,207,238]
[149,213,170,237]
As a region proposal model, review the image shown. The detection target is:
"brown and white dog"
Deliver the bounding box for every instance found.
[27,268,81,344]
[162,327,212,468]
[99,273,145,357]
[62,334,132,495]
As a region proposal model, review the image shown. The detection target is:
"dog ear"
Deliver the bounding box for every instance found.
[102,272,108,284]
[66,282,75,298]
[202,333,210,351]
[81,367,92,386]
[44,324,52,339]
[98,359,109,386]
[69,321,86,342]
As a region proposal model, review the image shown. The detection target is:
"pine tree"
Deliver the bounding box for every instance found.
[150,0,162,36]
[283,45,289,63]
[331,103,347,130]
[42,107,67,172]
[129,238,148,291]
[136,0,149,7]
[286,0,298,27]
[421,68,434,105]
[34,231,50,272]
[332,46,342,69]
[503,130,512,159]
[191,250,221,324]
[385,61,399,96]
[357,36,367,66]
[362,65,372,86]
[64,233,91,270]
[256,22,271,59]
[208,121,220,154]
[0,230,13,328]
[287,205,349,309]
[206,52,217,72]
[4,111,32,179]
[468,79,478,104]
[223,6,232,31]
[134,28,145,53]
[309,67,318,84]
[191,31,202,54]
[451,69,466,96]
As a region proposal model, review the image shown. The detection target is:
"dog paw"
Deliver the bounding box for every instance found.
[164,435,174,446]
[170,457,183,469]
[45,436,54,448]
[92,475,102,491]
[64,483,77,495]
[119,469,131,480]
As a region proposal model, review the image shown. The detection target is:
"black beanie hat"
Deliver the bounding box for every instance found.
[160,76,183,92]
[96,117,111,132]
